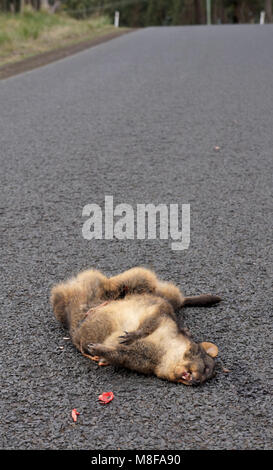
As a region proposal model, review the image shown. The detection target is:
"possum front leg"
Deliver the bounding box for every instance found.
[87,343,120,360]
[118,314,162,345]
[119,301,176,345]
[87,341,160,375]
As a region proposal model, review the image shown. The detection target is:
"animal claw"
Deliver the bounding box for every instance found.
[118,331,138,345]
[118,331,128,339]
[87,343,100,355]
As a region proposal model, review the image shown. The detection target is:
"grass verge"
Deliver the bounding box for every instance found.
[0,9,124,67]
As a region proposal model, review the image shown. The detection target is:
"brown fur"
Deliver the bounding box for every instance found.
[50,267,221,385]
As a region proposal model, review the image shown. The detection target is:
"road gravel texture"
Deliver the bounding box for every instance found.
[1,25,272,450]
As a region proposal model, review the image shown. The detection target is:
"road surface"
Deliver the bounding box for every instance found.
[1,25,272,450]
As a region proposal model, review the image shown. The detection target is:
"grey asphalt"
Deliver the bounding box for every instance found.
[1,25,272,450]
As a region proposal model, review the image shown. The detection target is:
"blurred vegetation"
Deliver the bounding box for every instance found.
[0,10,63,42]
[1,1,271,25]
[102,0,272,26]
[0,8,115,66]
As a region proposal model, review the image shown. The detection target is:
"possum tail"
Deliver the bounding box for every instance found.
[183,294,222,307]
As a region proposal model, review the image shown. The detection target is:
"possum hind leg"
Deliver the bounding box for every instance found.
[109,267,158,296]
[154,281,185,311]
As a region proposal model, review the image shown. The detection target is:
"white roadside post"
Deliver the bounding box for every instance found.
[206,0,211,25]
[114,11,120,28]
[260,11,265,24]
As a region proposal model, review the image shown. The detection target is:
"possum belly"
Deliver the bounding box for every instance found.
[102,297,154,348]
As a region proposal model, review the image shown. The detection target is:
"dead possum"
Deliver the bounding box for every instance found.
[50,267,221,385]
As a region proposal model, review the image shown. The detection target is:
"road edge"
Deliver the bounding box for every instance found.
[0,29,135,80]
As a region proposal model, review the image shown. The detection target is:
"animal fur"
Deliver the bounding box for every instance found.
[50,267,221,385]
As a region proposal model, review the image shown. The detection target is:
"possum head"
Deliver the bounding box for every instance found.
[175,341,218,385]
[156,337,218,385]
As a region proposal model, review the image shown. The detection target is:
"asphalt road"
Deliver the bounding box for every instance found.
[1,25,272,451]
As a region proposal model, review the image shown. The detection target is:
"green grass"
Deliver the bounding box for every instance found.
[17,11,63,40]
[0,10,65,43]
[0,31,11,46]
[0,9,118,66]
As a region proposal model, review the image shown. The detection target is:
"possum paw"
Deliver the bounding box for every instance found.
[87,343,113,357]
[87,343,104,356]
[119,330,140,345]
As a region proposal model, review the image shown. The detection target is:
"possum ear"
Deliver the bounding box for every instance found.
[200,342,218,358]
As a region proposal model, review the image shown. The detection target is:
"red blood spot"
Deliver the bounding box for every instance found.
[98,391,114,404]
[71,408,80,422]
